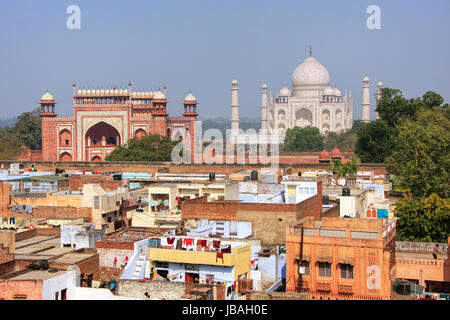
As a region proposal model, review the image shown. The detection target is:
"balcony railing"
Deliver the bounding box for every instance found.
[396,241,448,254]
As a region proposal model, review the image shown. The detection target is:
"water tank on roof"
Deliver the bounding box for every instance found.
[322,195,329,205]
[397,280,411,295]
[209,173,216,181]
[251,171,258,181]
[342,188,350,196]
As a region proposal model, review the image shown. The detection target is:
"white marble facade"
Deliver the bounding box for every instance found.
[261,52,353,140]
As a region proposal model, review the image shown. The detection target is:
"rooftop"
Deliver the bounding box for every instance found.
[6,269,69,281]
[96,227,171,247]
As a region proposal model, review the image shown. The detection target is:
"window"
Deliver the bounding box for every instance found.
[94,196,100,209]
[318,262,331,277]
[340,264,353,279]
[65,140,69,146]
[107,137,116,145]
[299,261,310,275]
[61,289,67,300]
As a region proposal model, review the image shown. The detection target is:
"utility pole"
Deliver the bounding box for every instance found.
[298,226,304,292]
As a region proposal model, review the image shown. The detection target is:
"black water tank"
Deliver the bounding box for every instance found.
[397,280,411,295]
[322,195,329,205]
[40,259,49,270]
[342,188,350,196]
[251,171,258,181]
[113,174,122,181]
[297,171,302,177]
[209,173,216,181]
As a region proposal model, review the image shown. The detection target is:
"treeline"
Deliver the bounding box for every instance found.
[0,108,42,160]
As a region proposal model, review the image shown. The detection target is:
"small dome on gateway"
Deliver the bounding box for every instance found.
[331,146,342,157]
[100,89,105,95]
[154,91,166,99]
[95,89,100,95]
[87,89,92,95]
[184,93,196,102]
[319,149,330,160]
[41,91,54,101]
[119,89,124,94]
[77,89,82,95]
[105,89,110,95]
[82,89,87,95]
[123,89,128,95]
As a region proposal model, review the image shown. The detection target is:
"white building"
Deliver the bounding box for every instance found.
[262,50,353,138]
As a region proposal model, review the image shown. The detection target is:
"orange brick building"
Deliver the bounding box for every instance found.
[39,83,198,162]
[286,216,396,300]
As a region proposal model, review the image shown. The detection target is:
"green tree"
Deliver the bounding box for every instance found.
[355,120,393,163]
[394,194,450,243]
[328,156,361,186]
[324,131,357,152]
[350,120,365,133]
[283,126,324,152]
[0,129,23,160]
[105,134,178,162]
[9,108,42,150]
[387,107,450,198]
[375,88,422,128]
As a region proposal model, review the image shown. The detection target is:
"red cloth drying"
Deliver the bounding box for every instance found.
[216,252,224,262]
[167,237,175,244]
[213,240,221,249]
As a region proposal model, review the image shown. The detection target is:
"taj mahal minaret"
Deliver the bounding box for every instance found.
[261,83,268,131]
[376,81,383,120]
[362,75,371,123]
[231,79,240,136]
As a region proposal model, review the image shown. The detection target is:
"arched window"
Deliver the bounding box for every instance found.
[106,137,116,145]
[59,129,72,147]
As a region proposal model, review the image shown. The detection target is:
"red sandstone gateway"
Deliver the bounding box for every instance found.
[38,82,198,162]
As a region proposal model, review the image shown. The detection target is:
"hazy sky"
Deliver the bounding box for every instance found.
[1,0,449,121]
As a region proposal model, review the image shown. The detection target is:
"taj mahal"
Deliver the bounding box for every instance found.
[229,49,382,143]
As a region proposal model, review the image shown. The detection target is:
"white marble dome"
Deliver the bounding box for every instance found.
[333,87,342,97]
[279,86,290,97]
[323,87,334,96]
[41,91,54,100]
[292,56,330,88]
[154,91,166,99]
[184,93,196,102]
